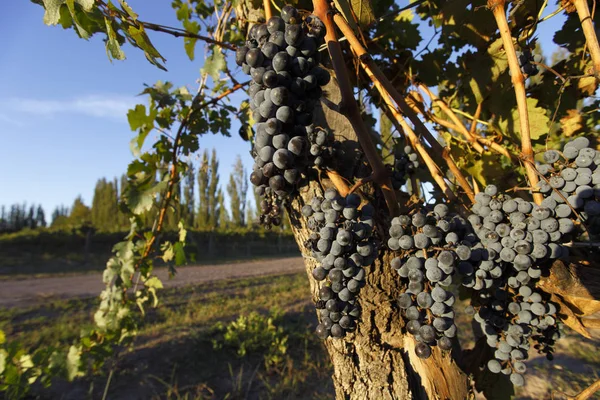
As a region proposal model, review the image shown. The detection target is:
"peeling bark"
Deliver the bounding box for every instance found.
[285,76,470,399]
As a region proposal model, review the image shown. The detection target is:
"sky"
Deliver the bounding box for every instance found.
[0,1,564,218]
[0,0,253,216]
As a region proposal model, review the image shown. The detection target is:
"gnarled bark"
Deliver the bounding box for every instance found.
[286,75,471,399]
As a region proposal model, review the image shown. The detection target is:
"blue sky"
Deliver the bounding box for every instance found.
[0,1,253,217]
[0,1,564,218]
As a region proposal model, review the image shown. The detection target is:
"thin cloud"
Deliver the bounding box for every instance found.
[2,95,138,120]
[0,113,26,127]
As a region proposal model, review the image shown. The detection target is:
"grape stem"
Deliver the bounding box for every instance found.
[96,1,237,51]
[417,85,514,161]
[263,0,272,20]
[133,82,247,280]
[560,378,600,400]
[380,102,459,202]
[489,0,543,205]
[312,0,400,216]
[417,85,484,153]
[331,13,471,202]
[562,242,600,247]
[574,0,600,80]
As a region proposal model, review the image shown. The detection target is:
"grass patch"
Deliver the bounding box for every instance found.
[1,273,334,399]
[2,274,599,399]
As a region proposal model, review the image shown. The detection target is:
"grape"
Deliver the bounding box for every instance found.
[510,373,525,387]
[415,342,432,359]
[487,359,502,373]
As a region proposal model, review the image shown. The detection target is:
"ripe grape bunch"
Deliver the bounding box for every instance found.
[464,185,566,385]
[536,137,600,236]
[390,145,419,190]
[307,126,340,168]
[515,48,541,76]
[240,5,332,205]
[387,204,470,359]
[304,188,377,339]
[258,197,284,228]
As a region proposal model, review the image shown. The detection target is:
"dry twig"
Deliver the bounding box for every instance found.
[489,0,543,204]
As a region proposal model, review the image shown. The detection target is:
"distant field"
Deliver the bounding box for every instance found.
[1,272,598,399]
[0,229,299,277]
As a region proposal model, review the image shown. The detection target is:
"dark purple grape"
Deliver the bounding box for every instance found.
[267,16,285,33]
[245,48,264,68]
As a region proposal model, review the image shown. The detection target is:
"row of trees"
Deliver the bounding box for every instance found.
[1,152,284,234]
[0,204,47,233]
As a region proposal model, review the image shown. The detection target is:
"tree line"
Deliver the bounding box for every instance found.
[0,151,288,234]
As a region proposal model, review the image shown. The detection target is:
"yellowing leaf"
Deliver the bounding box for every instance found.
[145,276,164,289]
[560,109,583,137]
[42,0,94,25]
[104,17,125,61]
[350,0,375,27]
[67,345,84,381]
[0,349,6,375]
[500,98,550,141]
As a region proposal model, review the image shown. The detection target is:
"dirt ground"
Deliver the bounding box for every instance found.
[0,257,305,308]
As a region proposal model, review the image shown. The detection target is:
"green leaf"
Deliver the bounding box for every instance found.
[126,25,167,71]
[66,346,84,381]
[42,0,94,25]
[126,180,168,215]
[498,98,550,141]
[127,104,157,156]
[145,276,164,289]
[202,49,226,81]
[518,98,550,141]
[0,349,6,375]
[178,221,187,242]
[161,241,175,262]
[174,242,187,266]
[183,20,200,60]
[104,17,126,61]
[118,0,137,20]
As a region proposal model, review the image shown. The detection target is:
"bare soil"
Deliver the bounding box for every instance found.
[0,257,305,308]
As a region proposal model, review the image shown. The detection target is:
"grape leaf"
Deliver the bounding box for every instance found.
[41,0,93,25]
[118,0,137,20]
[350,0,375,27]
[66,345,83,381]
[104,17,125,61]
[560,109,583,137]
[125,180,168,215]
[145,276,164,289]
[498,98,550,141]
[0,349,6,375]
[202,49,226,80]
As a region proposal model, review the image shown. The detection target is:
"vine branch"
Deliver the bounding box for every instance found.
[312,0,400,216]
[332,12,473,202]
[490,0,543,204]
[417,86,514,160]
[574,0,600,80]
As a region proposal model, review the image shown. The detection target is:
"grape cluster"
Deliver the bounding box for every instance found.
[536,137,600,235]
[516,48,541,76]
[462,185,566,385]
[390,145,419,190]
[258,196,283,228]
[478,287,560,386]
[239,6,331,202]
[305,188,377,339]
[466,184,569,287]
[387,204,470,358]
[307,127,340,168]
